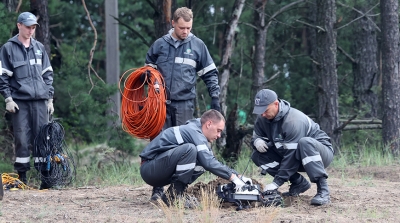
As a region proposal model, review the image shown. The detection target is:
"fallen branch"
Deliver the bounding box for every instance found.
[342,124,381,131]
[334,115,357,133]
[339,119,382,124]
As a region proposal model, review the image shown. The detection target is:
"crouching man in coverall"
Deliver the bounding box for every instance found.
[140,109,251,208]
[251,89,334,205]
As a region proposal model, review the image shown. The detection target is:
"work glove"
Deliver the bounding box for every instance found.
[254,138,268,153]
[263,182,279,194]
[240,176,253,185]
[5,97,19,113]
[47,99,54,115]
[211,97,221,112]
[231,175,246,192]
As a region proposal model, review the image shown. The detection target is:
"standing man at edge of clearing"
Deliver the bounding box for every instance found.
[0,12,55,189]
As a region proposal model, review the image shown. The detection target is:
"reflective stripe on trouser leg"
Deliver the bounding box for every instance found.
[13,100,49,172]
[12,102,31,172]
[297,137,334,183]
[251,149,281,177]
[12,100,47,172]
[140,143,197,187]
[173,144,197,184]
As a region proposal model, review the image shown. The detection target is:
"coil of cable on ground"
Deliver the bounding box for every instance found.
[33,120,76,187]
[119,66,167,140]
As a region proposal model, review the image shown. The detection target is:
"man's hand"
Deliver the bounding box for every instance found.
[140,70,151,84]
[211,97,221,112]
[240,176,253,185]
[231,175,246,192]
[254,138,268,153]
[263,182,279,192]
[48,99,54,115]
[5,97,19,113]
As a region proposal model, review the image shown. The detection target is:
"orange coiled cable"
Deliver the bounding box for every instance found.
[119,66,167,140]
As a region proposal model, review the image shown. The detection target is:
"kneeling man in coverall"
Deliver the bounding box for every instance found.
[140,109,251,207]
[251,89,334,205]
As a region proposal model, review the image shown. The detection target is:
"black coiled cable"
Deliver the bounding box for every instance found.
[33,120,76,187]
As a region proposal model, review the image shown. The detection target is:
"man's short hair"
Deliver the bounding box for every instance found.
[173,7,193,22]
[200,109,225,126]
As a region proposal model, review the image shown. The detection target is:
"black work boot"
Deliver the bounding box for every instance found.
[282,174,311,196]
[18,171,27,185]
[150,186,165,201]
[39,171,52,190]
[166,181,186,200]
[310,177,330,205]
[166,181,198,208]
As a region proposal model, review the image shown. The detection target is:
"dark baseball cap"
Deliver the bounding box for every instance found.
[17,12,39,27]
[252,89,278,114]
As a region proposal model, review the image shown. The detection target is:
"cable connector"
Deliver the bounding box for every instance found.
[154,80,160,93]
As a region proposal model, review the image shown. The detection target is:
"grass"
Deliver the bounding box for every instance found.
[1,141,399,222]
[330,143,398,169]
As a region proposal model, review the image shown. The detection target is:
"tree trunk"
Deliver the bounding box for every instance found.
[216,0,246,157]
[105,0,121,123]
[3,0,18,13]
[222,103,244,160]
[219,0,245,116]
[314,0,340,150]
[352,0,379,118]
[153,0,174,38]
[250,0,268,123]
[30,0,51,56]
[380,0,400,155]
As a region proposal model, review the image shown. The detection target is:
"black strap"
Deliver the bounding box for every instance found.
[166,104,177,127]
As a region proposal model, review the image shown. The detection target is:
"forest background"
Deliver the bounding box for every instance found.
[0,0,399,168]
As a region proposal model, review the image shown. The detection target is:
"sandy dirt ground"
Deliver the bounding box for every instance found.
[1,165,400,223]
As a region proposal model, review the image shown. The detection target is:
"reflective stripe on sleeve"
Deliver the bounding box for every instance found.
[306,117,312,135]
[41,66,53,75]
[2,67,13,76]
[175,57,196,68]
[196,144,208,152]
[194,166,205,172]
[173,126,184,144]
[302,155,322,166]
[197,63,216,76]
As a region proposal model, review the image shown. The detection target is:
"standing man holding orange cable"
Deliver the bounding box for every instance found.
[144,7,221,201]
